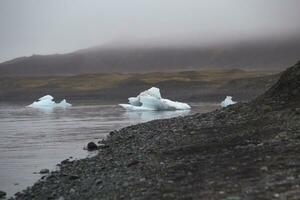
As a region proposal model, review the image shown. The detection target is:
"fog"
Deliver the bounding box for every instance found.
[1,0,300,62]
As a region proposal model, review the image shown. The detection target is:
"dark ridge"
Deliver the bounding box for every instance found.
[257,61,300,106]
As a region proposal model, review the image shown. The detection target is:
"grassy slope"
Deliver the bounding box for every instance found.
[0,69,279,103]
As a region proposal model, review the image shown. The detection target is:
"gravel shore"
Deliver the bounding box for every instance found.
[12,62,300,200]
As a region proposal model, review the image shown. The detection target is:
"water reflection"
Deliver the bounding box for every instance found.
[123,109,190,122]
[25,106,70,114]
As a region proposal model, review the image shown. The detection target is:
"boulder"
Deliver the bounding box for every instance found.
[87,142,98,151]
[0,191,6,198]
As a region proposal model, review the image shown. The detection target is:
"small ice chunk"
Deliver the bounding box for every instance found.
[57,99,72,107]
[38,95,54,101]
[28,95,72,109]
[220,96,237,108]
[119,87,191,111]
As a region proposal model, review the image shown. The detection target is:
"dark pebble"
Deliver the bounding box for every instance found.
[39,169,50,174]
[99,144,110,149]
[87,142,98,151]
[61,159,70,165]
[127,160,140,167]
[95,179,102,185]
[0,191,6,198]
[69,175,80,180]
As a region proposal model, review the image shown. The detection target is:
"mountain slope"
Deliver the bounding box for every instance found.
[1,37,300,76]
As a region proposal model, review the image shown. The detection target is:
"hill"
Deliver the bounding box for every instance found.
[0,37,300,76]
[0,69,278,103]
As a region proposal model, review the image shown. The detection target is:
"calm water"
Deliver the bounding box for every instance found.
[0,103,217,197]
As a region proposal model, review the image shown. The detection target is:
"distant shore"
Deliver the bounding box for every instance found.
[0,69,279,104]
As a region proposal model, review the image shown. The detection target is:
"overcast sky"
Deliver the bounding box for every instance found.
[0,0,300,62]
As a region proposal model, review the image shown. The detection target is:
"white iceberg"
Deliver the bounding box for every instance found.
[119,87,191,111]
[28,95,72,109]
[220,96,237,108]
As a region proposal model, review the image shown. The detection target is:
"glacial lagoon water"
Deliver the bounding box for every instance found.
[0,103,218,197]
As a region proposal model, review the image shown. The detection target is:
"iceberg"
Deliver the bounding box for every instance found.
[119,87,191,111]
[28,95,72,109]
[220,96,237,108]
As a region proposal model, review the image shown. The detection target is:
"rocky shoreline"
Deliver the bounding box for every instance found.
[11,62,300,200]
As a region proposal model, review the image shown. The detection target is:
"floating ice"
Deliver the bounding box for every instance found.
[38,95,54,101]
[28,95,72,109]
[220,96,237,108]
[119,87,191,111]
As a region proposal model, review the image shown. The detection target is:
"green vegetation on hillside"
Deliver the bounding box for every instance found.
[0,69,279,103]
